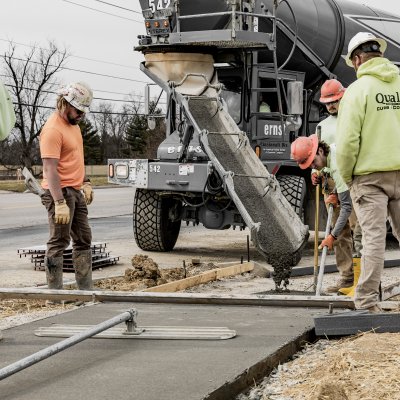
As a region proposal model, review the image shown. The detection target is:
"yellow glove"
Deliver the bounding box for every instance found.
[82,181,93,205]
[54,201,70,224]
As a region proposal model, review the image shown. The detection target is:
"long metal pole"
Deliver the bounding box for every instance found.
[313,184,320,289]
[316,205,334,296]
[0,309,135,381]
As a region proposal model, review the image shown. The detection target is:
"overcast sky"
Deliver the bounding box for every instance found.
[0,0,148,111]
[351,0,400,16]
[0,0,399,112]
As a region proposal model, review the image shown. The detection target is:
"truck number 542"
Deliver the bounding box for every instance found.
[149,165,161,173]
[149,0,171,12]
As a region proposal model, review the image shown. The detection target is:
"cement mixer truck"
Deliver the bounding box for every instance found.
[108,0,400,288]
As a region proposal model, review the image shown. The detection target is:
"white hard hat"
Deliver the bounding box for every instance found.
[60,82,93,113]
[345,32,387,67]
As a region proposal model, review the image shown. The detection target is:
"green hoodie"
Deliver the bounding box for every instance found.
[336,57,400,183]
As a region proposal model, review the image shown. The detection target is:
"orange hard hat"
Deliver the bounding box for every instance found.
[319,79,346,103]
[290,134,318,170]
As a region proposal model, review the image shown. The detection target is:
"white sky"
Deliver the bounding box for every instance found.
[351,0,400,16]
[0,0,399,112]
[0,0,148,111]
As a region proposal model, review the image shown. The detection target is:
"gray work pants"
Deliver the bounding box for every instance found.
[41,187,92,257]
[350,171,400,309]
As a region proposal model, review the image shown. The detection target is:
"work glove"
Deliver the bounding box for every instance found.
[325,193,339,207]
[311,172,321,186]
[54,201,70,225]
[319,234,336,251]
[82,181,93,205]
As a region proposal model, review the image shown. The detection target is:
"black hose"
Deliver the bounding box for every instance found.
[181,195,205,208]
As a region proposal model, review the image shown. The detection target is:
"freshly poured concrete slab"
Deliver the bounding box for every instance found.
[0,302,324,400]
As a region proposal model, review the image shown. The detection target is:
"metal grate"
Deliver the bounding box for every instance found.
[17,242,119,272]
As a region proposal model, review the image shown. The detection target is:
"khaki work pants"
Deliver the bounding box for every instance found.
[350,171,400,309]
[41,187,92,258]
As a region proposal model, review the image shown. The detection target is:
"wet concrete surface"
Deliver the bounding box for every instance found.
[0,302,322,400]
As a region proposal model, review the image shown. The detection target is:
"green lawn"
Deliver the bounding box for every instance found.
[0,176,111,193]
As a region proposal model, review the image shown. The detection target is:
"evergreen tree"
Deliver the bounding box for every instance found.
[124,101,165,158]
[124,113,148,156]
[79,118,102,165]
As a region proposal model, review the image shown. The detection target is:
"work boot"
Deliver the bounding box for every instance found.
[325,278,353,293]
[73,249,93,290]
[339,257,361,296]
[45,256,64,289]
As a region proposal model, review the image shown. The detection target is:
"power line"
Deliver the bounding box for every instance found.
[91,0,142,14]
[4,83,137,103]
[5,81,165,105]
[1,55,150,84]
[61,0,143,23]
[12,102,156,116]
[0,74,155,99]
[95,89,146,98]
[0,38,138,70]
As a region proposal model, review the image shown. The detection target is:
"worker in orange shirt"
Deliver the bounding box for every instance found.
[39,82,94,291]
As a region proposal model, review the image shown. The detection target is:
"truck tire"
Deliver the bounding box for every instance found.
[276,175,306,219]
[133,189,181,252]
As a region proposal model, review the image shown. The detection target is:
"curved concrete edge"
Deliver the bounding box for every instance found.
[204,328,316,400]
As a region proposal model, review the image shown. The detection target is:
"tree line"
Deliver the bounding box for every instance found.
[0,40,165,172]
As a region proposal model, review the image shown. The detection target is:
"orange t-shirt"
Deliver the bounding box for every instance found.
[39,112,85,189]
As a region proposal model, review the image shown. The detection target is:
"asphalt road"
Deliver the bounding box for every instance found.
[0,187,260,287]
[0,186,134,229]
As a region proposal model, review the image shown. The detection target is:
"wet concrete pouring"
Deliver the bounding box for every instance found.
[188,98,305,292]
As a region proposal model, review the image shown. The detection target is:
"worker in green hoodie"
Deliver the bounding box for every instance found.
[336,32,400,313]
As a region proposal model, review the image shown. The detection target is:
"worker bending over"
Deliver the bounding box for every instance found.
[337,32,400,313]
[291,134,359,295]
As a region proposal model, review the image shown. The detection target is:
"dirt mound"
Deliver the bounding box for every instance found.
[94,256,218,292]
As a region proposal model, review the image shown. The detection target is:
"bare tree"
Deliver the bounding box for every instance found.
[1,40,68,169]
[92,102,132,162]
